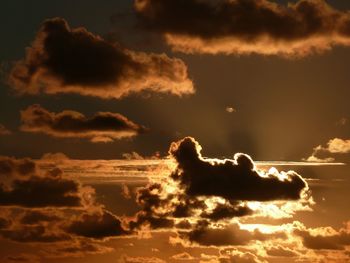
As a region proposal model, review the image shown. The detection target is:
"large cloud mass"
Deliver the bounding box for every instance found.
[130,137,310,235]
[0,155,129,252]
[20,104,146,143]
[135,0,350,56]
[9,18,194,98]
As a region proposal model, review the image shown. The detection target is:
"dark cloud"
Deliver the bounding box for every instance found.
[295,223,350,250]
[20,210,61,225]
[0,156,36,178]
[130,137,309,233]
[0,156,91,208]
[200,203,252,221]
[129,211,175,230]
[8,17,194,99]
[66,210,128,239]
[0,224,68,243]
[20,104,146,143]
[0,175,84,208]
[0,217,11,229]
[134,0,350,56]
[0,156,129,256]
[170,137,308,201]
[129,183,201,229]
[47,240,114,258]
[266,245,297,257]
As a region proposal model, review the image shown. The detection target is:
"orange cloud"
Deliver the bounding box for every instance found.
[135,0,350,57]
[9,18,194,99]
[305,137,350,162]
[20,104,146,143]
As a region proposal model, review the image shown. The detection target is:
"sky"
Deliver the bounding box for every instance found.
[0,0,350,262]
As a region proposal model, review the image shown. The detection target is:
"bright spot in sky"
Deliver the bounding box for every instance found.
[226,106,236,113]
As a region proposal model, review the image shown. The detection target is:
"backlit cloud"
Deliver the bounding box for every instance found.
[9,17,194,99]
[170,137,308,201]
[135,0,350,56]
[129,137,311,238]
[20,104,146,143]
[186,221,285,247]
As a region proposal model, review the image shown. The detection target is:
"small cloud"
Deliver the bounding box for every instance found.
[336,117,348,126]
[305,137,350,162]
[20,104,146,143]
[304,155,335,163]
[171,252,195,260]
[0,124,11,135]
[225,107,236,113]
[122,152,144,160]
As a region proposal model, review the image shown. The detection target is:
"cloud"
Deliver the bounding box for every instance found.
[8,17,194,99]
[66,210,128,239]
[320,138,350,154]
[120,256,166,263]
[200,203,252,221]
[170,252,195,260]
[134,0,350,56]
[295,222,350,250]
[266,245,297,257]
[0,155,132,261]
[0,124,11,135]
[20,210,61,225]
[0,174,89,208]
[20,104,146,143]
[170,137,308,201]
[2,254,40,263]
[187,221,285,246]
[304,154,335,163]
[40,152,69,162]
[0,156,36,178]
[225,107,236,113]
[45,240,114,258]
[129,137,310,239]
[219,251,265,263]
[305,137,350,162]
[0,156,92,208]
[0,223,68,243]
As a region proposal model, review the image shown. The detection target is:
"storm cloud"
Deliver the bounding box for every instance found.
[135,0,350,56]
[9,17,194,99]
[20,104,146,143]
